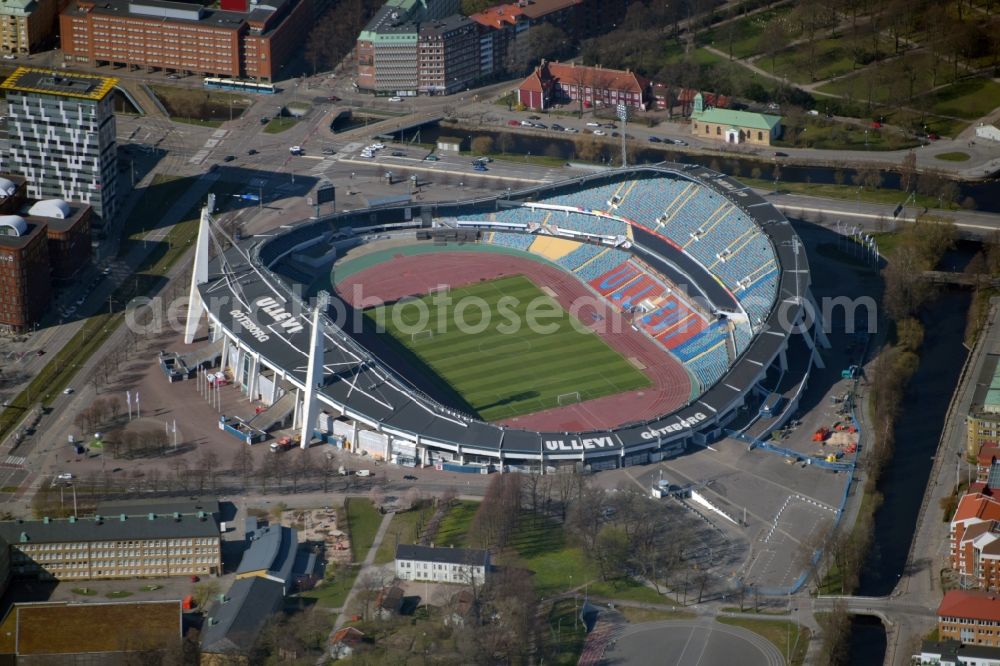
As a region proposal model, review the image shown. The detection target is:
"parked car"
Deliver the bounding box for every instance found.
[673,139,688,146]
[773,151,788,157]
[533,123,547,129]
[586,122,600,127]
[520,120,533,127]
[473,163,487,172]
[63,387,74,395]
[648,136,662,143]
[551,123,564,131]
[223,155,236,162]
[248,148,258,156]
[593,130,606,136]
[403,474,417,480]
[260,117,270,125]
[528,115,541,120]
[391,150,406,156]
[424,154,440,161]
[564,127,579,133]
[387,96,403,102]
[475,156,492,163]
[507,119,520,126]
[56,473,74,481]
[328,95,341,102]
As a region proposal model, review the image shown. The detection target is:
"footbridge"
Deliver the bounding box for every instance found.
[811,595,936,627]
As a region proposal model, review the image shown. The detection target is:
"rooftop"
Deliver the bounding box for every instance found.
[523,61,651,95]
[9,600,180,656]
[237,520,297,585]
[693,107,782,131]
[939,590,1000,622]
[954,492,1000,524]
[0,68,117,102]
[396,544,490,566]
[201,577,285,654]
[973,354,1000,415]
[0,216,45,251]
[0,509,220,545]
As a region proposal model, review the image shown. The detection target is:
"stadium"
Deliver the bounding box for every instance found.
[184,164,823,471]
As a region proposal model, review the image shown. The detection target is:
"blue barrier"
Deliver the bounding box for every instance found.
[725,430,855,472]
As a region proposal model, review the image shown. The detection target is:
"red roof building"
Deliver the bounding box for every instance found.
[517,61,651,111]
[951,493,1000,589]
[939,590,1000,646]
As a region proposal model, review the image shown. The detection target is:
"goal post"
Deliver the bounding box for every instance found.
[557,391,581,406]
[411,330,434,343]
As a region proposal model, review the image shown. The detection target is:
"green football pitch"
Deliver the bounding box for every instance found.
[364,275,651,421]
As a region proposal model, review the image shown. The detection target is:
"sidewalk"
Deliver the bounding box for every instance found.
[331,510,395,630]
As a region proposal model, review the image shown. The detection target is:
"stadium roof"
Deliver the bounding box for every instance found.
[200,165,807,458]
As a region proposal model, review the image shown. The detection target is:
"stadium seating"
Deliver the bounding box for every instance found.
[488,232,534,251]
[555,242,604,272]
[732,320,753,355]
[670,320,729,363]
[578,249,631,283]
[739,268,780,324]
[543,209,627,236]
[536,182,628,211]
[686,341,731,391]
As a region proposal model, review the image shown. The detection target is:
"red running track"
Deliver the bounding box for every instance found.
[336,251,691,431]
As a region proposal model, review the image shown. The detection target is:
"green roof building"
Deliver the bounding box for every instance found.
[691,93,782,145]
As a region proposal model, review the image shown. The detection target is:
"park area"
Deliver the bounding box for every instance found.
[149,85,251,126]
[364,274,650,421]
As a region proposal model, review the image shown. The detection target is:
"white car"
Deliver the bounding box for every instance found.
[371,143,385,150]
[586,122,601,127]
[2,54,15,61]
[56,472,74,481]
[593,130,606,136]
[388,96,402,102]
[563,127,579,133]
[62,387,74,395]
[289,145,303,155]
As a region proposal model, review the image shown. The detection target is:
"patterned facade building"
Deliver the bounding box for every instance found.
[1,67,118,221]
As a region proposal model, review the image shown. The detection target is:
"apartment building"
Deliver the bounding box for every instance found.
[59,0,311,82]
[395,544,489,585]
[940,590,1000,647]
[968,356,1000,459]
[418,14,479,95]
[0,508,221,581]
[0,0,66,54]
[518,60,650,111]
[1,67,118,221]
[952,493,1000,590]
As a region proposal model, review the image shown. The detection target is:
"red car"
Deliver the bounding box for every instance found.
[190,575,200,583]
[507,119,520,126]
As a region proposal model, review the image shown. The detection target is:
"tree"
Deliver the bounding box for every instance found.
[232,446,254,488]
[818,600,852,665]
[198,451,220,492]
[192,580,220,609]
[291,448,314,493]
[762,20,789,76]
[470,136,494,155]
[900,152,917,193]
[503,24,570,76]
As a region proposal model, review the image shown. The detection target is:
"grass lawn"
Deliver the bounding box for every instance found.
[717,617,810,666]
[366,275,650,421]
[374,502,436,564]
[264,116,299,134]
[923,77,1000,120]
[345,498,382,563]
[299,564,359,609]
[699,7,796,60]
[538,598,588,666]
[763,38,862,84]
[503,513,597,597]
[619,606,696,623]
[434,500,478,548]
[737,176,944,211]
[71,587,98,596]
[816,51,942,107]
[105,590,133,599]
[775,116,920,151]
[149,84,250,125]
[935,151,971,162]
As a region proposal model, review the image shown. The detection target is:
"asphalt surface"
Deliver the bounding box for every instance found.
[600,618,785,666]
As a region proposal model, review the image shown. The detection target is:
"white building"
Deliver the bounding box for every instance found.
[976,124,1000,142]
[395,544,489,585]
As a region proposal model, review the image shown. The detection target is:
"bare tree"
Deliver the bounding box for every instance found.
[232,446,254,488]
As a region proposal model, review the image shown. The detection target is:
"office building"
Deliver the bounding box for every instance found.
[1,67,118,221]
[394,544,489,584]
[356,0,459,95]
[0,504,222,581]
[0,0,66,54]
[917,639,1000,665]
[30,198,93,281]
[951,493,1000,590]
[59,0,312,82]
[418,14,479,95]
[0,211,51,333]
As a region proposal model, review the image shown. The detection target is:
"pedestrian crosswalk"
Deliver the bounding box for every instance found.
[1,455,26,467]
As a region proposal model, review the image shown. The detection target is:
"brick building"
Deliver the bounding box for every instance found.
[939,590,1000,646]
[0,0,66,54]
[518,60,650,111]
[59,0,311,81]
[30,198,92,281]
[0,212,50,333]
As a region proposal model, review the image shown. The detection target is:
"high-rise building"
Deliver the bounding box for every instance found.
[1,67,118,221]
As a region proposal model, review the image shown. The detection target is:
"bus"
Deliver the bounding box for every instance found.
[760,392,783,418]
[203,77,276,95]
